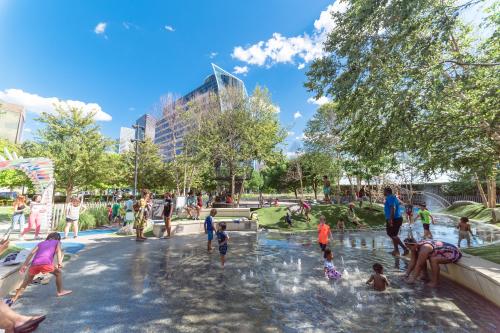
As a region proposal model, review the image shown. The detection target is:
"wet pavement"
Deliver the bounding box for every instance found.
[12,231,500,333]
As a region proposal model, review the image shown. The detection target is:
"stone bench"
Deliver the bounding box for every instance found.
[151,218,258,237]
[176,207,251,219]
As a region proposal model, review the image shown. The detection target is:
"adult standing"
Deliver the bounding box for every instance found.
[322,176,331,203]
[124,195,135,226]
[11,195,26,232]
[384,187,408,256]
[162,193,174,238]
[134,189,152,241]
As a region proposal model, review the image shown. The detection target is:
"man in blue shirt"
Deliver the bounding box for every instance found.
[204,208,217,252]
[384,187,408,256]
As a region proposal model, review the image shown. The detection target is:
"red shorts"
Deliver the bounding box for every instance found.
[29,264,55,275]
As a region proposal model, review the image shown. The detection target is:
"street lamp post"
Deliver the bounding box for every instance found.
[131,124,145,196]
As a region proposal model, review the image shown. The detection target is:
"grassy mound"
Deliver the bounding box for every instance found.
[463,244,500,265]
[439,203,498,224]
[255,204,386,231]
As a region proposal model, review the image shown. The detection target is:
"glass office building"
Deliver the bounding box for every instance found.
[0,101,25,144]
[118,127,135,153]
[155,64,247,161]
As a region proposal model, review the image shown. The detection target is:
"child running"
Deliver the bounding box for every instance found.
[318,215,333,252]
[323,248,342,280]
[457,217,474,248]
[20,195,46,240]
[415,203,435,239]
[204,208,217,252]
[366,263,389,291]
[64,196,83,239]
[216,222,229,267]
[9,232,72,304]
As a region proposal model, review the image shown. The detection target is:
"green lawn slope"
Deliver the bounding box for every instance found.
[463,244,500,265]
[438,203,498,225]
[255,204,386,231]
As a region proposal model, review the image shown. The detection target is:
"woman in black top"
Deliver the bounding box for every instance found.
[163,193,174,238]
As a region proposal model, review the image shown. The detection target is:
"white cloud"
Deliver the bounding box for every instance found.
[233,65,249,75]
[232,2,348,68]
[164,25,175,32]
[287,131,295,136]
[293,111,302,119]
[209,52,218,59]
[273,105,281,113]
[286,151,298,159]
[0,89,112,121]
[307,96,330,105]
[122,22,139,30]
[128,107,135,111]
[94,22,107,34]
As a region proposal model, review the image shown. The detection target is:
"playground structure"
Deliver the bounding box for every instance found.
[0,148,54,232]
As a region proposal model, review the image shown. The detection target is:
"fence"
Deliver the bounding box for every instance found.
[50,201,108,229]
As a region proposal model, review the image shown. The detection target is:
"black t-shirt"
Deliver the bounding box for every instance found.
[163,199,173,217]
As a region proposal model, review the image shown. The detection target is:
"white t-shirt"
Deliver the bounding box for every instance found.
[66,204,82,220]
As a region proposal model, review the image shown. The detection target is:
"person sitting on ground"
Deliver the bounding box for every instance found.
[415,202,435,239]
[226,194,233,205]
[9,232,72,304]
[336,218,345,232]
[299,199,311,222]
[272,198,279,207]
[347,203,365,229]
[457,217,474,248]
[204,208,217,252]
[185,191,198,220]
[323,248,342,280]
[403,237,462,288]
[366,263,389,291]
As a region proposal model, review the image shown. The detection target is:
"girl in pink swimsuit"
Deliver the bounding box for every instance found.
[10,232,72,304]
[300,199,311,222]
[20,195,46,240]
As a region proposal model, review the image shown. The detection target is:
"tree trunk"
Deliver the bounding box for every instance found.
[336,178,341,205]
[237,173,246,208]
[294,188,298,198]
[182,164,188,196]
[65,183,73,203]
[230,172,236,208]
[367,178,373,208]
[313,180,318,200]
[356,176,361,192]
[347,175,355,202]
[487,174,497,208]
[474,173,489,208]
[297,161,304,199]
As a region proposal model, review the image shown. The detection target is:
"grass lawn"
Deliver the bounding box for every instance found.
[0,245,23,259]
[0,206,13,223]
[255,204,386,231]
[438,203,498,225]
[463,244,500,265]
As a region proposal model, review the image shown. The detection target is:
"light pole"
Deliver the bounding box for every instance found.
[131,124,145,196]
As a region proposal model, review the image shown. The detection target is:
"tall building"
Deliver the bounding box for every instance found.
[136,114,156,141]
[0,101,25,144]
[119,127,135,153]
[155,64,246,161]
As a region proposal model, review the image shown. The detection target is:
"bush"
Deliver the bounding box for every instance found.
[56,206,109,231]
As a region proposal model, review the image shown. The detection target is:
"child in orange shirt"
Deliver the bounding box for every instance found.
[318,215,333,252]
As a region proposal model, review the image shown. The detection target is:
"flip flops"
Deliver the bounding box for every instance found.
[14,315,46,333]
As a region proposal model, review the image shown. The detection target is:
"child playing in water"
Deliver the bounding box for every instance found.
[10,232,72,304]
[217,222,229,267]
[323,248,342,280]
[299,199,311,222]
[415,203,435,239]
[318,215,333,252]
[457,217,474,248]
[285,210,292,228]
[336,218,345,232]
[204,208,217,252]
[366,263,389,291]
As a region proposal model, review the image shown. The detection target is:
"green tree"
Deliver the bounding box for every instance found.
[0,139,34,192]
[299,152,338,200]
[306,0,499,207]
[35,105,110,200]
[246,170,264,193]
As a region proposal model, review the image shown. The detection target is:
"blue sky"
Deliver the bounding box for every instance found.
[0,0,492,155]
[0,0,339,153]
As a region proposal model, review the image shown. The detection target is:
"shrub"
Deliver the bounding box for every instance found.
[56,206,109,231]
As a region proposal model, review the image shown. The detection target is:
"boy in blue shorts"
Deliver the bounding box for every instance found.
[204,208,217,252]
